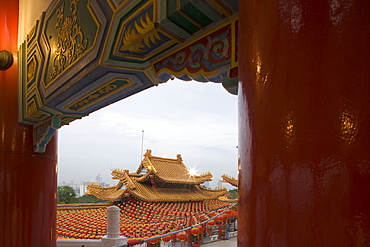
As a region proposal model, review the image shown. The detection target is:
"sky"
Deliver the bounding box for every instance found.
[58,79,238,189]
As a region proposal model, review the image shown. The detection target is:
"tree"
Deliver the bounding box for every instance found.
[76,194,106,203]
[227,189,238,199]
[57,186,77,204]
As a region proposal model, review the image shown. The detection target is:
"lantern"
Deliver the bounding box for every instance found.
[199,214,207,221]
[177,231,187,241]
[208,212,216,217]
[207,220,215,226]
[216,215,225,221]
[148,237,160,245]
[162,235,172,242]
[190,227,200,236]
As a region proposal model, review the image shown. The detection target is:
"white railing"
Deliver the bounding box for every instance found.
[57,239,101,247]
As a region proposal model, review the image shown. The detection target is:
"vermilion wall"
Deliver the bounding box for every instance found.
[0,1,58,246]
[238,0,370,246]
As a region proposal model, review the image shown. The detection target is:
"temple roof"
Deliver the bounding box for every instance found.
[87,150,227,202]
[87,181,126,201]
[221,174,238,187]
[123,178,226,202]
[136,149,213,184]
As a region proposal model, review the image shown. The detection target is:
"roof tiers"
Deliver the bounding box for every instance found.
[87,150,227,202]
[56,200,235,240]
[122,177,226,202]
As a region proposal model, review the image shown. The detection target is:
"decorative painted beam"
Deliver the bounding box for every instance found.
[19,0,238,152]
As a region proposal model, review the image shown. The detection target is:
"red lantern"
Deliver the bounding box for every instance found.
[148,236,160,244]
[216,215,225,221]
[176,231,187,241]
[190,227,200,236]
[207,220,216,226]
[199,214,207,221]
[162,235,172,242]
[208,212,216,217]
[207,220,215,226]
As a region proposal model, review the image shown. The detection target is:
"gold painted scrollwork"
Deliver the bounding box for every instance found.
[51,0,88,79]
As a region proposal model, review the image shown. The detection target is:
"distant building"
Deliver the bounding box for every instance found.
[87,149,226,202]
[79,180,91,197]
[96,174,102,184]
[217,179,222,189]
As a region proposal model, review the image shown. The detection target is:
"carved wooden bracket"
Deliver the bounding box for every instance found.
[19,0,238,152]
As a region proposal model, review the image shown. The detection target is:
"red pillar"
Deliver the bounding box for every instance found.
[238,0,370,246]
[0,1,58,246]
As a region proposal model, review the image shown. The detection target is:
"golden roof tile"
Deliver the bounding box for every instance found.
[136,150,213,184]
[121,176,227,202]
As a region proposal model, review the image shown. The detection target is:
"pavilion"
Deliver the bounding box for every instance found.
[56,150,235,240]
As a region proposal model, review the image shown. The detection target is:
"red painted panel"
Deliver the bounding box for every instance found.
[238,0,370,246]
[0,1,58,246]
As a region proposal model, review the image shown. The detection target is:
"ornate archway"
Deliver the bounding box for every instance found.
[18,0,238,152]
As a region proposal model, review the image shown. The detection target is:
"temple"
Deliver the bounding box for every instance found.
[56,150,236,241]
[87,150,227,202]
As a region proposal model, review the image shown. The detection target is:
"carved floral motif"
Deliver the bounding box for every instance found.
[50,0,88,79]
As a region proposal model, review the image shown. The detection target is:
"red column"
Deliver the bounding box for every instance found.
[0,1,58,246]
[238,0,370,246]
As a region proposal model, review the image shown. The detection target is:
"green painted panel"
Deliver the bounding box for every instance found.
[167,0,200,34]
[180,2,213,27]
[188,0,222,23]
[43,0,99,87]
[158,0,191,39]
[168,13,200,34]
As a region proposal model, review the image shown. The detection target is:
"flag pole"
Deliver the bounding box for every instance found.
[140,130,144,161]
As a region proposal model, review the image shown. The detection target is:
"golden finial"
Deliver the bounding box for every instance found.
[177,154,183,161]
[144,149,152,157]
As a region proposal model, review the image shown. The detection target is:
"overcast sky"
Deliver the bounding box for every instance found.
[58,79,238,189]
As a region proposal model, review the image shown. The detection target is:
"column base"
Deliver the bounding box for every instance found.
[101,236,127,247]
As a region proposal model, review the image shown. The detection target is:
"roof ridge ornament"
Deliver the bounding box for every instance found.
[177,154,183,161]
[144,149,152,157]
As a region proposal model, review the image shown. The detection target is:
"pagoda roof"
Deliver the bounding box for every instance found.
[88,169,227,202]
[136,149,213,184]
[221,174,238,187]
[87,150,227,202]
[122,177,226,202]
[87,181,126,201]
